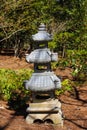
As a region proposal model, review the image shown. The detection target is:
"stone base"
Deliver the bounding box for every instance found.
[26,112,63,126]
[26,99,63,126]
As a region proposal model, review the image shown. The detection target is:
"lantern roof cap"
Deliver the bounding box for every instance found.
[32,23,52,41]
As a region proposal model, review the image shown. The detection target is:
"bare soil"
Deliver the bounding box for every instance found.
[0,55,87,130]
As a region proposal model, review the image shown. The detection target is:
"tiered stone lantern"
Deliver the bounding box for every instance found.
[24,23,63,126]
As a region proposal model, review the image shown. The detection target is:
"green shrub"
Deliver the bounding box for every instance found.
[55,79,73,95]
[0,69,33,100]
[67,50,87,81]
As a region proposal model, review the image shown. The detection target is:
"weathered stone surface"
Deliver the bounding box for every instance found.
[24,72,61,91]
[24,23,63,127]
[26,48,58,63]
[26,99,63,126]
[32,23,52,41]
[27,99,61,112]
[26,113,63,126]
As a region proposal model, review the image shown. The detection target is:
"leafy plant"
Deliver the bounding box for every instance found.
[66,50,87,81]
[0,69,33,100]
[55,79,72,95]
[0,0,86,56]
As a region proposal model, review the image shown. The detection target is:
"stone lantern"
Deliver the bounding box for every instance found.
[24,23,63,126]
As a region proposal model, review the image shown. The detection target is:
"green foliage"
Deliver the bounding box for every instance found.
[67,50,87,80]
[55,79,72,95]
[51,62,58,70]
[0,69,33,100]
[48,41,57,51]
[0,0,86,53]
[62,79,72,91]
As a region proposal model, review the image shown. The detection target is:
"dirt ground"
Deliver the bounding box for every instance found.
[0,55,87,130]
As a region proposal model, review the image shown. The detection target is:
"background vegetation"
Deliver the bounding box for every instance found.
[0,0,87,52]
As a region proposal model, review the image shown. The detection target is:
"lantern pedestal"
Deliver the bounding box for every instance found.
[26,98,63,126]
